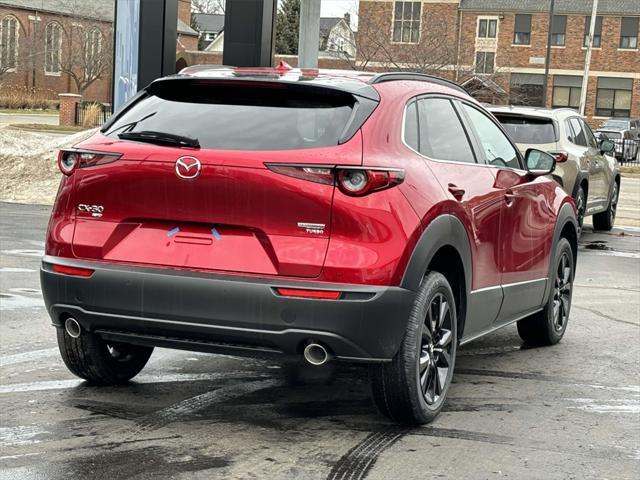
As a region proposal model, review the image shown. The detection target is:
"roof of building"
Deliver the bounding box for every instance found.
[460,0,640,15]
[192,13,225,33]
[0,0,198,35]
[320,17,343,36]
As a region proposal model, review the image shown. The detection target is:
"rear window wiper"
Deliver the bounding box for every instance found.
[118,130,200,149]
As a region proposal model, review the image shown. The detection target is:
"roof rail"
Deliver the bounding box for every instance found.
[368,73,468,95]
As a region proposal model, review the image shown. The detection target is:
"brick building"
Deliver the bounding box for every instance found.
[0,0,197,103]
[357,0,640,124]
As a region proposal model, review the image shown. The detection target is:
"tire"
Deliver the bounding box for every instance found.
[57,327,153,385]
[592,181,619,231]
[573,186,586,236]
[370,272,457,425]
[517,238,574,346]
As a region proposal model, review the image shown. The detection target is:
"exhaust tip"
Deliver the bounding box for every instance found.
[64,317,82,338]
[303,343,329,366]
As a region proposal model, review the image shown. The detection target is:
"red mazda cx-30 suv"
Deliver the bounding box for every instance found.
[41,67,578,424]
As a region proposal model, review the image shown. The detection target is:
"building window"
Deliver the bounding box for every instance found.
[596,77,633,117]
[85,28,102,66]
[392,1,421,43]
[510,73,544,106]
[475,51,495,74]
[552,75,582,109]
[45,22,62,74]
[478,19,497,38]
[0,15,18,71]
[204,32,216,41]
[550,15,566,46]
[513,14,531,45]
[620,17,639,49]
[584,16,602,47]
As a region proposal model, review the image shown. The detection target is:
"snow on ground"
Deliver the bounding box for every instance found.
[0,126,96,205]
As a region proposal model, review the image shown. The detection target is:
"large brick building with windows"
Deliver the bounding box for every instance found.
[357,0,640,124]
[0,0,197,103]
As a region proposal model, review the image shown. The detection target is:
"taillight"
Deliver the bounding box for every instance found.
[51,264,94,277]
[275,288,342,300]
[551,152,568,163]
[265,164,405,197]
[58,150,122,175]
[337,169,404,197]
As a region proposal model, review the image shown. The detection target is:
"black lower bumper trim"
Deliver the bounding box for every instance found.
[41,256,416,362]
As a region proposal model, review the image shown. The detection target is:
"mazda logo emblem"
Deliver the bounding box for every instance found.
[175,156,201,179]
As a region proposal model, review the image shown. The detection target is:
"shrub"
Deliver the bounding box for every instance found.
[0,85,56,110]
[82,103,103,128]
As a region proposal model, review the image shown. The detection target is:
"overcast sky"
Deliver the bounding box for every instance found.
[321,0,359,18]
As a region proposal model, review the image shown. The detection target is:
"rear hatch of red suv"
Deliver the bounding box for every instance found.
[68,75,378,278]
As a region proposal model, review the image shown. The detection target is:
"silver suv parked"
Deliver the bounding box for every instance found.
[489,106,620,231]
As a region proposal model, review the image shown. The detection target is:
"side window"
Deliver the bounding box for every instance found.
[580,119,598,148]
[416,98,476,163]
[404,101,419,151]
[460,103,521,169]
[568,118,587,147]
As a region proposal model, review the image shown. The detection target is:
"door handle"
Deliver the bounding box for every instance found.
[447,183,465,200]
[504,189,515,206]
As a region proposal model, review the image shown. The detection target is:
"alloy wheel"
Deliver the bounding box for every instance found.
[419,293,454,405]
[609,183,618,224]
[575,191,585,231]
[552,252,572,331]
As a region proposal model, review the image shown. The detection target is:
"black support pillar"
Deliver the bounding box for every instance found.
[222,0,277,67]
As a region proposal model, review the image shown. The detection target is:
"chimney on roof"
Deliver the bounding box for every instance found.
[343,13,351,28]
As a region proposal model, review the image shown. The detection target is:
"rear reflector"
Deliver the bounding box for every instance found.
[276,288,341,300]
[551,152,568,163]
[52,264,94,277]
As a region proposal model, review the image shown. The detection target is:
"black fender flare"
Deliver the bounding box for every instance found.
[401,214,472,295]
[570,171,589,199]
[605,171,621,205]
[544,201,579,301]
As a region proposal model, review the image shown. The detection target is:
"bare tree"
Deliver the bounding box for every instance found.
[192,0,225,14]
[57,21,113,96]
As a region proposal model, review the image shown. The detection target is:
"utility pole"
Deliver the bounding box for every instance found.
[580,0,599,116]
[542,0,555,108]
[298,0,321,69]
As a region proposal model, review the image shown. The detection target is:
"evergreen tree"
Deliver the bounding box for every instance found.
[275,0,300,55]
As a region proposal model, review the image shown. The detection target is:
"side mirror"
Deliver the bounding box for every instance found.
[525,148,556,176]
[599,139,615,154]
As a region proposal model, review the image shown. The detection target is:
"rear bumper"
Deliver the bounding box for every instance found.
[40,256,415,363]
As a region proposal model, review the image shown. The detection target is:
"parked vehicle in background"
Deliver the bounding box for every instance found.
[594,118,640,162]
[489,106,620,231]
[42,68,579,425]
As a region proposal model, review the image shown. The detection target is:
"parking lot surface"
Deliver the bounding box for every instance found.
[1,202,638,480]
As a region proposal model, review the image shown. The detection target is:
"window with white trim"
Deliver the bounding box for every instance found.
[620,17,638,49]
[392,1,421,43]
[0,15,19,72]
[475,51,495,74]
[85,28,102,66]
[45,22,62,74]
[478,19,497,38]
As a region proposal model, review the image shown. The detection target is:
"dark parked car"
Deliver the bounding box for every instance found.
[595,118,640,162]
[41,68,578,424]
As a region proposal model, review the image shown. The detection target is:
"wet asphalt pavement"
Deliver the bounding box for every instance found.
[1,201,638,480]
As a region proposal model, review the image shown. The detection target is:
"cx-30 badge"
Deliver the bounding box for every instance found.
[175,156,201,179]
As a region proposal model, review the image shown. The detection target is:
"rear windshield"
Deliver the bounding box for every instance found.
[494,115,557,144]
[104,81,356,150]
[597,130,621,139]
[601,120,627,130]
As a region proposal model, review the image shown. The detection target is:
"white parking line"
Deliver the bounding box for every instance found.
[0,348,58,367]
[0,249,44,257]
[0,371,258,394]
[0,267,36,273]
